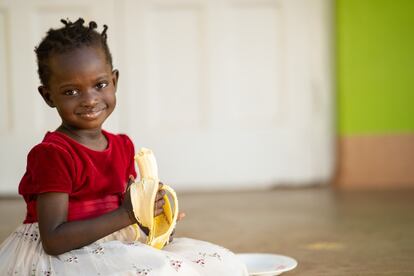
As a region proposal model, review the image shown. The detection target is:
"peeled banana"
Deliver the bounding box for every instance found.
[129,148,179,249]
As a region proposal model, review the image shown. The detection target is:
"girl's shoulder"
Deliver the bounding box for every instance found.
[30,131,72,153]
[27,132,75,163]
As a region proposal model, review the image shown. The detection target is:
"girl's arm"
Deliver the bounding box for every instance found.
[37,192,133,255]
[37,181,166,256]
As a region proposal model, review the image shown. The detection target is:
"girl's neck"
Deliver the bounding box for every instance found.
[56,124,108,151]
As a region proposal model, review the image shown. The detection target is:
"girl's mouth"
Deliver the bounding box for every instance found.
[76,108,106,120]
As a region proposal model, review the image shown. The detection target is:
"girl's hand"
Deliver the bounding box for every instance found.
[125,178,167,233]
[154,182,166,216]
[155,181,184,244]
[124,177,164,219]
[122,175,138,224]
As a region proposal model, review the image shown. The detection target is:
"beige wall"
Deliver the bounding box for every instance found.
[335,134,414,189]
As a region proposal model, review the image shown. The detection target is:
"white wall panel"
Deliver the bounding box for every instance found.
[0,9,10,133]
[224,3,284,127]
[147,6,205,130]
[0,0,334,194]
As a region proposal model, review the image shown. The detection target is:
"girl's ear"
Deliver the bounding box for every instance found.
[38,86,55,108]
[112,69,119,91]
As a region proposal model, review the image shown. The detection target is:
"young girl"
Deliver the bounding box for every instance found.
[0,18,248,275]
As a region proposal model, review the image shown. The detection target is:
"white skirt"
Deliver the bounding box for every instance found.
[0,223,248,276]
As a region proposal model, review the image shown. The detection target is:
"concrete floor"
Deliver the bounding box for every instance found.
[1,187,414,275]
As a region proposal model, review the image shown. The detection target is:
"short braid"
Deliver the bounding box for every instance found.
[35,18,113,86]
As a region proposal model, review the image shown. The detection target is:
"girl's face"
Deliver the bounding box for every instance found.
[39,46,118,131]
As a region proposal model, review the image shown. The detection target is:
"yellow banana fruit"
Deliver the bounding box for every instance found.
[129,148,179,249]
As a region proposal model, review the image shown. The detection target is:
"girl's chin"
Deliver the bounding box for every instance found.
[63,120,106,131]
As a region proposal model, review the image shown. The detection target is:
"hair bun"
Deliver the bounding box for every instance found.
[89,21,98,30]
[60,19,69,26]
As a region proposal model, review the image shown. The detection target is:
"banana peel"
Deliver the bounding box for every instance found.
[129,148,178,249]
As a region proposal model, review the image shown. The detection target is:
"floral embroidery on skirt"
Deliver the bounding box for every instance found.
[0,223,248,276]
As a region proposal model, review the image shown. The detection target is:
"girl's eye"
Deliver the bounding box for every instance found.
[96,82,108,90]
[64,89,79,96]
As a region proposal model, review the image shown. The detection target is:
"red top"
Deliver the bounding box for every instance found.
[18,130,137,223]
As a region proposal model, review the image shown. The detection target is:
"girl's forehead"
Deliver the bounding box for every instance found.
[48,46,111,84]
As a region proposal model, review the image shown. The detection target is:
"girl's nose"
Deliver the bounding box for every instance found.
[80,90,98,107]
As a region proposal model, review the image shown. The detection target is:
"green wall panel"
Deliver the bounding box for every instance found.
[337,0,414,135]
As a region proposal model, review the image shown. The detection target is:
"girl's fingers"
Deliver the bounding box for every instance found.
[154,205,164,216]
[154,208,162,216]
[156,198,165,208]
[154,182,166,216]
[178,212,186,221]
[154,197,165,216]
[155,189,166,201]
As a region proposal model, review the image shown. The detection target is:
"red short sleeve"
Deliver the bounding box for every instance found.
[20,143,75,195]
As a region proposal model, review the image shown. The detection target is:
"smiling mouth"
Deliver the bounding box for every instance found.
[76,108,106,120]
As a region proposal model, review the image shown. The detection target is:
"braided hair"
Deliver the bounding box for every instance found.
[35,18,113,86]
